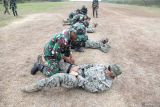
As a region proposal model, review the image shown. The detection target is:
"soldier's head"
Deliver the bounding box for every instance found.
[82,20,89,27]
[82,5,86,9]
[76,24,86,35]
[69,28,77,41]
[76,9,81,14]
[83,16,90,21]
[106,64,122,79]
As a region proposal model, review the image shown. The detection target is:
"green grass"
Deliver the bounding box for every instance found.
[0,2,65,27]
[102,0,160,7]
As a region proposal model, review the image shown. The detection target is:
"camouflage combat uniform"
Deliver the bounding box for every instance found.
[10,0,18,16]
[92,0,99,18]
[43,33,70,77]
[64,14,86,25]
[37,63,112,93]
[86,25,96,33]
[71,22,110,53]
[3,0,10,15]
[81,6,88,15]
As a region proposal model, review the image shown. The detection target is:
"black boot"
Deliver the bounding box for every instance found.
[74,47,84,52]
[31,63,44,75]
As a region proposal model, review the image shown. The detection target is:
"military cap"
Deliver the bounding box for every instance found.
[109,64,122,77]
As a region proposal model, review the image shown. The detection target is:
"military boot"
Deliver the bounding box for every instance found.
[21,83,41,93]
[74,47,84,52]
[31,63,44,75]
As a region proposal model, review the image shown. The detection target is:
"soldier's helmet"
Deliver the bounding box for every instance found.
[76,9,81,14]
[76,23,86,35]
[82,5,86,9]
[108,64,122,77]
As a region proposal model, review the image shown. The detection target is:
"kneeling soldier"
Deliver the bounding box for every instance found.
[31,29,77,77]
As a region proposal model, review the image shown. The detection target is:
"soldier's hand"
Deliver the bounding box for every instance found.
[69,71,78,76]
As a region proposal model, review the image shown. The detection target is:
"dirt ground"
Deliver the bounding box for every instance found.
[0,2,160,107]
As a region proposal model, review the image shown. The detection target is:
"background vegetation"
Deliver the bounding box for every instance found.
[0,2,65,27]
[102,0,160,7]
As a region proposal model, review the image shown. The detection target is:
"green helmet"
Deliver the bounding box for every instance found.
[73,23,86,35]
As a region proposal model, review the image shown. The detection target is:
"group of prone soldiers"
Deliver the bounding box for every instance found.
[22,5,122,93]
[3,0,18,16]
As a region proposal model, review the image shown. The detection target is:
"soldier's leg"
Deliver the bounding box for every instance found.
[15,9,18,16]
[4,7,7,14]
[93,8,95,17]
[22,73,78,93]
[42,59,60,77]
[85,40,111,53]
[6,8,10,15]
[96,8,98,18]
[4,9,7,14]
[12,7,16,16]
[86,25,96,33]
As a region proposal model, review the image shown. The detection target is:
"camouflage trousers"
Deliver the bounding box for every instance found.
[86,25,96,33]
[42,57,60,77]
[37,73,79,90]
[85,40,111,53]
[11,7,18,16]
[4,6,10,15]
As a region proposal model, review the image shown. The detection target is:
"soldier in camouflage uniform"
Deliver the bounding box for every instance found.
[81,20,98,33]
[22,61,122,93]
[10,0,18,16]
[70,22,111,53]
[3,0,10,15]
[81,5,88,15]
[31,29,77,77]
[63,9,81,25]
[63,13,90,26]
[92,0,99,18]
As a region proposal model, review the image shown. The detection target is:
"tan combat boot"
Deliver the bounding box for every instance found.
[21,83,41,93]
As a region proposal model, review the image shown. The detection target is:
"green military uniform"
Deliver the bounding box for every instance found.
[63,14,86,25]
[92,0,99,18]
[86,25,96,33]
[22,62,122,93]
[3,0,10,15]
[72,22,88,43]
[63,9,82,25]
[43,33,70,77]
[85,40,111,53]
[10,0,18,16]
[71,22,110,53]
[81,5,88,15]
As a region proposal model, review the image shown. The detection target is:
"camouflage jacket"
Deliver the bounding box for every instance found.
[44,33,70,62]
[72,22,88,42]
[70,14,85,25]
[10,0,17,8]
[77,64,112,92]
[92,0,99,8]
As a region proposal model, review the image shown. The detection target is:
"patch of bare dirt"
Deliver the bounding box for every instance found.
[0,2,160,107]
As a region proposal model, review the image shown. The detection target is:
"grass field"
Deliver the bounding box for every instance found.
[0,1,160,27]
[103,0,160,6]
[0,2,65,27]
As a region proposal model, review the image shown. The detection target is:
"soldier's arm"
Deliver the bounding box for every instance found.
[79,64,107,70]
